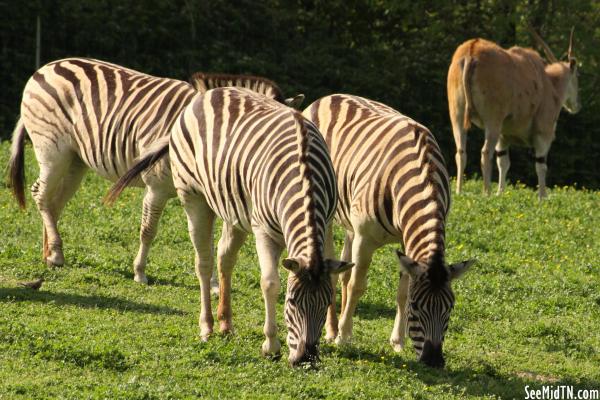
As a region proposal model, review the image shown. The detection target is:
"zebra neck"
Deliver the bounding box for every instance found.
[402,215,446,264]
[284,113,325,272]
[284,217,324,270]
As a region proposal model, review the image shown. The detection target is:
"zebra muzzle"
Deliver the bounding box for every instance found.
[419,340,445,368]
[288,342,320,367]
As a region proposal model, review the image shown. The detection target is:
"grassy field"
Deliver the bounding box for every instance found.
[0,142,599,399]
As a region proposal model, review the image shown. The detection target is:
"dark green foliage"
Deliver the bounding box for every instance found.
[1,1,599,187]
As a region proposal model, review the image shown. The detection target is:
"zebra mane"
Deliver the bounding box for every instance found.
[293,112,322,271]
[426,251,449,290]
[189,72,285,103]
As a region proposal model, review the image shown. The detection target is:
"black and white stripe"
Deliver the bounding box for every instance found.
[10,57,195,276]
[9,57,300,284]
[109,87,352,365]
[189,72,304,108]
[171,87,351,364]
[303,94,472,368]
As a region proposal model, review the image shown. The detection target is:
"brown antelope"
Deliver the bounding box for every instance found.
[447,28,580,198]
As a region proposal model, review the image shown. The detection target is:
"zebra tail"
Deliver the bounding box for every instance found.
[103,141,170,206]
[462,56,474,131]
[8,117,27,209]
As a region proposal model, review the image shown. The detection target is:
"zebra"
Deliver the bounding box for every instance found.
[8,57,300,284]
[106,87,353,365]
[189,72,305,109]
[302,94,474,368]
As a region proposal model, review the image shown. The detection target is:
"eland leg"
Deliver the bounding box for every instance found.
[451,119,468,194]
[495,139,510,195]
[481,126,501,195]
[533,136,552,200]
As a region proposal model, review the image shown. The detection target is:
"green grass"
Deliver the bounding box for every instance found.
[1,142,599,399]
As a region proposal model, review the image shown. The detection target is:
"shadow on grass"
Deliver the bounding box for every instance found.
[354,299,396,320]
[0,287,186,315]
[328,345,600,398]
[112,267,198,290]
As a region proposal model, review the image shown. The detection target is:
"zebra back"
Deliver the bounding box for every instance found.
[21,57,196,182]
[189,72,286,104]
[303,94,450,263]
[171,87,336,264]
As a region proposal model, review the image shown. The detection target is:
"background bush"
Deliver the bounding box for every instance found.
[1,0,598,187]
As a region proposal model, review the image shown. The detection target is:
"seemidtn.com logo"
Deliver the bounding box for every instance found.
[525,385,599,400]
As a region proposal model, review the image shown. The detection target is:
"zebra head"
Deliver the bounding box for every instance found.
[396,250,473,368]
[282,257,354,366]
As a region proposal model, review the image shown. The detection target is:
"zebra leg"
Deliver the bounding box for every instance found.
[533,136,552,200]
[48,160,87,260]
[182,194,216,341]
[30,152,79,267]
[339,231,354,315]
[324,224,338,342]
[390,272,410,352]
[254,228,283,357]
[52,159,87,215]
[336,233,376,345]
[133,186,170,284]
[216,223,247,334]
[480,126,500,195]
[495,140,510,195]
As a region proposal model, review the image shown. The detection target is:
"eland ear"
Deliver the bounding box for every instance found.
[284,94,305,109]
[324,259,354,274]
[448,259,475,280]
[395,250,421,277]
[282,258,301,274]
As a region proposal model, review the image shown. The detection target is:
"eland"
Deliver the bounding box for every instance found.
[447,27,580,198]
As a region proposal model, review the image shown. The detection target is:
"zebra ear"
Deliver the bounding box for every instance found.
[448,260,475,280]
[282,258,301,274]
[324,259,354,274]
[284,94,305,109]
[395,250,421,277]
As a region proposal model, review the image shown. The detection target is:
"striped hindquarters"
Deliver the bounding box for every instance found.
[21,57,196,180]
[189,72,285,104]
[303,94,450,261]
[170,87,336,257]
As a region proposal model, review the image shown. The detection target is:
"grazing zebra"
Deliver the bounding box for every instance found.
[303,94,474,368]
[189,72,304,108]
[8,57,195,280]
[106,87,353,365]
[8,57,298,284]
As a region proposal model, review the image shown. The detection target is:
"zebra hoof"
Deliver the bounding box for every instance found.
[134,274,148,284]
[324,333,337,343]
[261,338,281,358]
[334,335,351,346]
[200,333,212,342]
[261,350,282,361]
[45,253,64,268]
[219,322,234,335]
[390,341,405,353]
[199,325,213,342]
